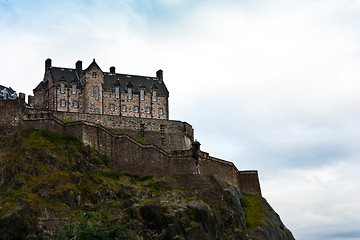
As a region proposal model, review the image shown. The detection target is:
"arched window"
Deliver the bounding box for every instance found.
[91,86,94,97]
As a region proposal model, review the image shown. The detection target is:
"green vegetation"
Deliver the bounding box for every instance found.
[241,193,266,229]
[132,137,149,145]
[57,212,132,240]
[60,119,75,124]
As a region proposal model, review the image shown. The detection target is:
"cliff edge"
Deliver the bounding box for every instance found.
[0,129,294,239]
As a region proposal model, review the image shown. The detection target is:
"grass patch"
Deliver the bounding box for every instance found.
[241,193,266,229]
[132,137,149,145]
[60,119,75,124]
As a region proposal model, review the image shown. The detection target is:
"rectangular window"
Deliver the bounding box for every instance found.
[45,101,48,108]
[60,99,66,107]
[95,86,99,100]
[134,106,139,113]
[73,101,78,108]
[91,104,94,112]
[153,90,157,102]
[95,108,99,114]
[72,84,76,94]
[91,86,94,97]
[115,87,120,99]
[92,72,96,78]
[60,83,65,93]
[146,107,150,114]
[140,89,145,101]
[121,105,126,112]
[159,108,163,116]
[128,88,132,100]
[110,104,115,111]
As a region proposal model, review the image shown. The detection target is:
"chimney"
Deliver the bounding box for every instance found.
[110,66,115,74]
[76,60,82,75]
[19,93,25,103]
[28,95,34,107]
[156,69,163,82]
[45,58,52,71]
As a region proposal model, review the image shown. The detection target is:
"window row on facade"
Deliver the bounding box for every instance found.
[54,99,163,116]
[59,83,158,102]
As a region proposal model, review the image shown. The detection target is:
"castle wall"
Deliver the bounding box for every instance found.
[0,98,262,196]
[238,170,262,196]
[41,110,193,151]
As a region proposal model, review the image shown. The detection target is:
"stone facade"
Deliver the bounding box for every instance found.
[33,59,169,120]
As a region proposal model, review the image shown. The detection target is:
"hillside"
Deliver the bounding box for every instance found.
[0,129,295,239]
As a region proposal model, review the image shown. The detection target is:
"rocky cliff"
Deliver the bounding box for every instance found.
[0,129,295,239]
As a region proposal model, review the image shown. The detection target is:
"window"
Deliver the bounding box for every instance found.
[73,101,78,108]
[95,86,99,100]
[108,93,111,97]
[92,72,96,78]
[72,84,76,94]
[95,108,99,114]
[121,105,126,112]
[134,106,139,113]
[115,87,120,99]
[91,86,94,97]
[128,88,132,100]
[152,90,157,102]
[45,101,48,108]
[60,99,66,107]
[46,91,48,96]
[91,104,94,112]
[140,89,145,100]
[159,108,163,116]
[3,93,7,100]
[60,83,65,93]
[110,104,115,111]
[146,107,150,114]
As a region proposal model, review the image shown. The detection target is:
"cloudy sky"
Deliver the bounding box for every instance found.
[1,0,360,239]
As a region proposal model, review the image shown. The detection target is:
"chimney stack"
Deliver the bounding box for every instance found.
[110,66,115,74]
[45,58,52,72]
[76,60,82,75]
[156,69,163,82]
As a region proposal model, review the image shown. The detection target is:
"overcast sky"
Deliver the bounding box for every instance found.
[1,0,360,239]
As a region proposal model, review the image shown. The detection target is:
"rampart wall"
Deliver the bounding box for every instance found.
[24,108,193,151]
[0,98,262,196]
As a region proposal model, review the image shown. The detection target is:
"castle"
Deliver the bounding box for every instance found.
[0,59,262,196]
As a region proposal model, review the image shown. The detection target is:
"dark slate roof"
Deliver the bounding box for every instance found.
[0,85,17,99]
[103,72,168,95]
[37,66,168,95]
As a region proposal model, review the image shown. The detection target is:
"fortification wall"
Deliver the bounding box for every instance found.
[238,170,262,196]
[0,98,262,196]
[24,108,193,151]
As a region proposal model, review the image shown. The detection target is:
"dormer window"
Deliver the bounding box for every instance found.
[128,88,132,100]
[60,83,65,94]
[140,89,145,101]
[72,84,76,94]
[152,90,157,102]
[115,86,120,99]
[92,72,96,78]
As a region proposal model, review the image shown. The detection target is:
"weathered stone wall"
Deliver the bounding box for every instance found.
[238,170,262,196]
[0,98,262,196]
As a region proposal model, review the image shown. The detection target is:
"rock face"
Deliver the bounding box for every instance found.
[0,129,295,239]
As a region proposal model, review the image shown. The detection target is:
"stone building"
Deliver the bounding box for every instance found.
[0,85,17,100]
[33,59,169,119]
